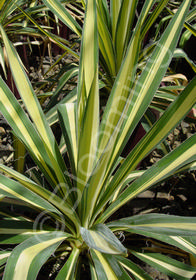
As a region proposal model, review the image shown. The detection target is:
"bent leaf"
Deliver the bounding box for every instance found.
[108,214,196,236]
[80,224,127,255]
[3,232,70,280]
[132,252,196,280]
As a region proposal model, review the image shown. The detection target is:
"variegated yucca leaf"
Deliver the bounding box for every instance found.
[0,163,81,232]
[55,247,80,280]
[108,214,196,236]
[58,103,77,176]
[80,224,127,255]
[42,0,82,36]
[0,220,52,244]
[132,252,196,280]
[107,0,192,168]
[77,0,99,194]
[3,232,70,280]
[90,249,131,280]
[116,256,154,280]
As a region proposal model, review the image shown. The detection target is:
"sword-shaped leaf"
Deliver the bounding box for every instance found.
[0,174,59,215]
[80,224,127,255]
[0,251,11,267]
[42,0,82,36]
[77,0,99,193]
[109,224,196,260]
[108,214,196,236]
[132,252,196,280]
[0,164,80,229]
[3,232,70,280]
[0,220,52,244]
[97,1,116,78]
[116,256,154,280]
[55,248,80,280]
[58,103,77,175]
[0,77,69,193]
[115,0,138,70]
[90,249,131,280]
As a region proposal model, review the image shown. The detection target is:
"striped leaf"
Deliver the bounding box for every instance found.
[108,214,196,236]
[80,224,127,255]
[90,261,99,280]
[55,248,80,280]
[97,19,141,159]
[0,77,68,193]
[116,256,153,280]
[0,174,60,215]
[0,251,11,267]
[77,0,98,131]
[0,220,52,244]
[80,14,141,227]
[90,249,131,280]
[140,0,169,39]
[97,1,116,78]
[46,67,78,111]
[58,103,77,175]
[97,133,196,223]
[0,164,80,229]
[115,0,138,70]
[46,89,77,126]
[108,225,196,260]
[77,74,99,193]
[42,0,82,36]
[77,0,99,194]
[0,174,78,233]
[3,232,70,280]
[97,0,159,159]
[110,0,121,41]
[132,252,196,280]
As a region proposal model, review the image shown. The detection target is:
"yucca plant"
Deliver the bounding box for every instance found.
[0,0,196,279]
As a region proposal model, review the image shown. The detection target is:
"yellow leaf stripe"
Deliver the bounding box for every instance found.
[135,223,196,230]
[119,262,148,280]
[13,237,66,280]
[135,252,196,279]
[171,237,196,255]
[42,0,82,36]
[0,90,58,186]
[0,252,10,259]
[93,250,119,280]
[0,183,46,211]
